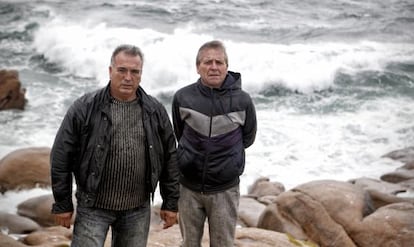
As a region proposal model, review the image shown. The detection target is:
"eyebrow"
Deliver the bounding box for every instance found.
[116,67,141,73]
[202,58,225,63]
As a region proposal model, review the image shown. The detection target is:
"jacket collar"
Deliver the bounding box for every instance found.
[99,81,156,114]
[197,71,242,95]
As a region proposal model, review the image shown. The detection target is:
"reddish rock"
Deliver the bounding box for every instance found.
[0,69,26,110]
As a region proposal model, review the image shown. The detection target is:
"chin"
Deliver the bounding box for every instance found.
[209,82,222,88]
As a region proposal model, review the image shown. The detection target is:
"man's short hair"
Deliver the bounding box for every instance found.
[110,44,144,66]
[196,40,228,66]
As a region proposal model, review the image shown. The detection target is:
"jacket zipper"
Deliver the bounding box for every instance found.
[201,88,215,193]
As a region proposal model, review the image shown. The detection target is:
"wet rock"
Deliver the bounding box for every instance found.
[22,226,71,247]
[247,177,285,198]
[238,196,266,227]
[381,169,414,183]
[0,233,26,247]
[17,194,55,227]
[0,147,51,193]
[382,146,414,164]
[0,212,40,234]
[354,202,414,247]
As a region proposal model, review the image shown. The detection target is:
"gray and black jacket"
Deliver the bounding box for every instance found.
[172,71,257,193]
[50,83,179,214]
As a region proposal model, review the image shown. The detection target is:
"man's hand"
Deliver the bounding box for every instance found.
[159,210,177,229]
[54,211,73,228]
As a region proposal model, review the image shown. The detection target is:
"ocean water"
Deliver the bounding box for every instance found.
[1,0,414,212]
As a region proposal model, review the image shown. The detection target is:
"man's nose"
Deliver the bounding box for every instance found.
[124,70,133,80]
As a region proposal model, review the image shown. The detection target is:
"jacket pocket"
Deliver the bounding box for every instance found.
[207,143,245,184]
[177,140,204,180]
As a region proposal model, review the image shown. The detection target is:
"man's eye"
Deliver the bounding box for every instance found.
[116,68,140,76]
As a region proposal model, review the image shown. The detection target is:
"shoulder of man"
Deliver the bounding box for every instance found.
[174,82,199,98]
[76,87,105,104]
[67,87,106,117]
[138,87,167,113]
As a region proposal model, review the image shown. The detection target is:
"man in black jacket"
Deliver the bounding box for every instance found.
[50,44,179,247]
[172,40,257,247]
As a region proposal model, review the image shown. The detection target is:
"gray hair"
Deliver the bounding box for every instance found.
[110,44,144,66]
[196,40,228,66]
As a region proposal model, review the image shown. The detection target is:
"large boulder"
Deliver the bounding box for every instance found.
[149,223,312,247]
[238,196,266,227]
[0,233,26,247]
[273,184,358,246]
[17,194,56,227]
[17,193,77,227]
[0,69,26,110]
[235,227,316,247]
[382,146,414,164]
[377,150,414,198]
[257,202,308,240]
[237,177,286,227]
[350,177,408,195]
[289,180,372,231]
[350,177,414,209]
[0,211,40,234]
[0,147,51,193]
[353,202,414,247]
[381,169,414,184]
[247,177,285,199]
[258,179,414,247]
[22,226,72,247]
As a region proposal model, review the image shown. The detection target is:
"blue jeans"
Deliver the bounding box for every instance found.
[71,201,150,247]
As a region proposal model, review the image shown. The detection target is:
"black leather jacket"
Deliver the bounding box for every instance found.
[50,83,179,213]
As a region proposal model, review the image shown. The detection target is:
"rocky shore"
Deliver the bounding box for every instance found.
[0,146,413,247]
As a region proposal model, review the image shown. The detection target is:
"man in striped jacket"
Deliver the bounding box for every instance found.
[172,40,257,247]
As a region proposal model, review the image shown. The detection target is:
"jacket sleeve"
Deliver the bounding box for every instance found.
[50,101,82,214]
[242,94,257,148]
[158,104,180,212]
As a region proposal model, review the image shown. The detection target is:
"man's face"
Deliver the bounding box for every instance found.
[197,48,228,88]
[109,51,142,101]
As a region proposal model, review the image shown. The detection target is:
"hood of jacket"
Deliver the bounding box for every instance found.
[197,71,241,96]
